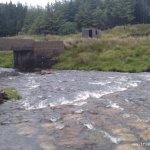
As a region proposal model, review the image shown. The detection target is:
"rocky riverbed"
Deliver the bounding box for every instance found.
[0,68,150,150]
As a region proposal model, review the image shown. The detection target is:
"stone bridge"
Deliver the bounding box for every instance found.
[0,39,64,71]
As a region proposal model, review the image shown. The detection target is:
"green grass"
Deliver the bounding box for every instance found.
[53,24,150,72]
[0,51,13,68]
[2,87,22,100]
[1,24,150,72]
[53,37,150,72]
[102,24,150,39]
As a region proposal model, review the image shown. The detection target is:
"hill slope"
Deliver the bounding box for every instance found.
[0,24,150,72]
[53,24,150,72]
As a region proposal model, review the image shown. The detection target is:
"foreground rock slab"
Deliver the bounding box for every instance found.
[0,70,150,150]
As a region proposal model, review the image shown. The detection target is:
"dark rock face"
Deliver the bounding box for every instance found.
[0,91,8,104]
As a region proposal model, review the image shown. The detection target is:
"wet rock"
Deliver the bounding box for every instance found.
[115,144,145,150]
[0,90,8,104]
[58,139,89,148]
[0,68,18,77]
[112,128,130,134]
[111,127,138,142]
[37,135,54,142]
[140,130,150,141]
[118,133,138,142]
[0,120,12,125]
[87,131,108,144]
[0,70,150,149]
[41,123,56,131]
[75,109,84,114]
[40,70,53,75]
[88,110,98,115]
[128,121,150,130]
[58,128,80,138]
[101,130,120,144]
[45,112,61,123]
[16,124,36,136]
[40,143,56,150]
[62,113,83,125]
[55,123,65,130]
[138,98,146,102]
[87,131,114,149]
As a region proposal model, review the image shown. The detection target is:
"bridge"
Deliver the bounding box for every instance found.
[0,39,64,71]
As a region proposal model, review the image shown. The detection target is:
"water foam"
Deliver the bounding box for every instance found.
[22,100,48,110]
[88,81,111,85]
[106,101,124,111]
[100,130,120,144]
[21,74,141,110]
[84,124,94,130]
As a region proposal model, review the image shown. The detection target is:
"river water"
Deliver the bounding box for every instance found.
[0,68,150,150]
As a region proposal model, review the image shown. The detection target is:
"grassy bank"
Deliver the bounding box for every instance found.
[0,87,21,103]
[53,24,150,72]
[0,51,13,68]
[0,24,150,72]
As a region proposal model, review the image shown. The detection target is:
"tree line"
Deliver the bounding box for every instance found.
[0,0,150,36]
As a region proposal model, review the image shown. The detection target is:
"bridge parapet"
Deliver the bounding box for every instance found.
[0,39,64,71]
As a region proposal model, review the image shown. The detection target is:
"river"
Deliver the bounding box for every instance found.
[0,68,150,150]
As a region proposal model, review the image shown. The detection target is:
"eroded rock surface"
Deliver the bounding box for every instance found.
[0,70,150,150]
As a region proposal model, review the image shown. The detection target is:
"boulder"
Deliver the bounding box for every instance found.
[0,90,8,104]
[40,69,53,75]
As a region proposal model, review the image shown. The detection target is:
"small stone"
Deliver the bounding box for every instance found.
[58,128,80,138]
[140,130,150,141]
[128,121,150,130]
[41,70,53,75]
[115,144,145,150]
[55,123,65,130]
[37,135,54,142]
[112,128,137,142]
[112,128,130,134]
[118,133,138,142]
[63,114,82,121]
[40,143,56,150]
[75,109,84,114]
[41,123,56,130]
[58,139,88,147]
[16,124,35,136]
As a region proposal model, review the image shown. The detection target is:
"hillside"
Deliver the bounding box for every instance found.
[53,24,150,72]
[0,24,150,72]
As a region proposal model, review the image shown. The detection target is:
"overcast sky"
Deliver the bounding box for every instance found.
[0,0,58,7]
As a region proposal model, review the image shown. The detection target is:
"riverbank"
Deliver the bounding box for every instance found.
[53,24,150,72]
[0,24,150,72]
[0,87,21,104]
[0,68,21,103]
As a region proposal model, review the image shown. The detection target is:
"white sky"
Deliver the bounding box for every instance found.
[0,0,58,7]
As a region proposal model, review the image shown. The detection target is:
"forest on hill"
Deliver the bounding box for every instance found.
[0,0,150,36]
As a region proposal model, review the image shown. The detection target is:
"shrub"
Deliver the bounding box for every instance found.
[2,87,22,100]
